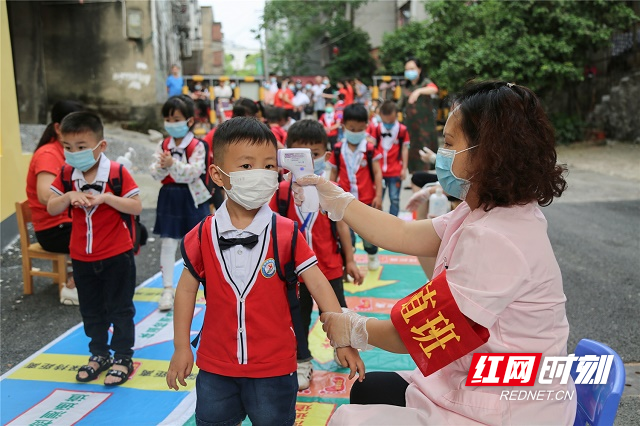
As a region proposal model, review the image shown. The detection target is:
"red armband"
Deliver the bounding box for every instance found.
[390,270,490,377]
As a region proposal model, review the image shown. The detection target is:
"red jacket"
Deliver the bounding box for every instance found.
[182,214,317,377]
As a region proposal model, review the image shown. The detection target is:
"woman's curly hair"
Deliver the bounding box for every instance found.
[454,80,567,210]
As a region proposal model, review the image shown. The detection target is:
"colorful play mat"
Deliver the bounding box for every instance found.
[1,225,424,425]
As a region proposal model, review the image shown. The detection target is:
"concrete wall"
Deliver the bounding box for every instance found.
[1,0,32,246]
[6,1,48,124]
[354,0,397,49]
[152,0,182,104]
[8,0,180,129]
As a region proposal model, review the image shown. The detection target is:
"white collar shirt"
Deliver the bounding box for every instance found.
[213,200,273,294]
[341,139,368,198]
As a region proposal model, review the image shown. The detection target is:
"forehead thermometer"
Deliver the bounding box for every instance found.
[277,148,320,213]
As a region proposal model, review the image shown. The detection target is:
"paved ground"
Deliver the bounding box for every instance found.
[2,129,639,424]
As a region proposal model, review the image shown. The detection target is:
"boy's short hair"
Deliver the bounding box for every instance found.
[343,103,368,123]
[286,120,328,148]
[162,95,195,119]
[60,111,104,140]
[265,106,286,123]
[213,117,277,164]
[326,99,334,106]
[379,100,397,116]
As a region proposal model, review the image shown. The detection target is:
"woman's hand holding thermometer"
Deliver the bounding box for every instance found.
[277,148,320,213]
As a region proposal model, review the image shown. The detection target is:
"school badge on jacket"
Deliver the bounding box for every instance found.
[261,258,277,278]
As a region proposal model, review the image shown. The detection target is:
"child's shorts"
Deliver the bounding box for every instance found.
[195,369,297,426]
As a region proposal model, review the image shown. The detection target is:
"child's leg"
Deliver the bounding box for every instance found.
[386,176,401,217]
[72,258,110,358]
[243,375,298,426]
[362,239,378,255]
[327,277,347,309]
[160,238,179,290]
[104,250,136,362]
[195,371,246,425]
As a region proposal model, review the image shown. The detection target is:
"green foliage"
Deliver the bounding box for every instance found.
[262,0,374,77]
[325,26,376,81]
[551,114,586,145]
[224,53,235,75]
[380,0,639,96]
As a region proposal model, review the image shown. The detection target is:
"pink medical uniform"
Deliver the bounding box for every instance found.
[330,202,577,425]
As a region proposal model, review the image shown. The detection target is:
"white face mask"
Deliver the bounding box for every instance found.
[217,167,279,210]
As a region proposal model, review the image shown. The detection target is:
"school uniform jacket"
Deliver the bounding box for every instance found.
[328,140,381,205]
[269,181,343,281]
[50,154,139,261]
[181,202,318,378]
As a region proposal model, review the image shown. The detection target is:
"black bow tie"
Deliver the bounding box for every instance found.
[218,234,259,250]
[381,132,392,138]
[80,183,103,192]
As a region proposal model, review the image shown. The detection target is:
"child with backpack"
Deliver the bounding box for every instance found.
[269,120,364,391]
[368,101,410,217]
[329,103,383,271]
[47,112,142,386]
[150,95,212,311]
[318,99,341,149]
[166,117,364,425]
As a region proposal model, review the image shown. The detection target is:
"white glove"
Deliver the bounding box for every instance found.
[293,175,355,221]
[406,183,440,212]
[320,308,376,351]
[419,147,436,164]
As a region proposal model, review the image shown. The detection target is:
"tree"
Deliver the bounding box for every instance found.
[380,0,638,98]
[224,53,235,75]
[262,0,375,78]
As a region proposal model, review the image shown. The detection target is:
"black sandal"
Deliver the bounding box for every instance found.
[76,355,112,382]
[104,357,134,386]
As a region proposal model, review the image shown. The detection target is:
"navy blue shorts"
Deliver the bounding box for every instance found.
[195,370,297,426]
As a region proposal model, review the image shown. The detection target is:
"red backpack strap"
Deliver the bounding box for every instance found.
[60,164,75,193]
[276,180,292,217]
[398,126,408,161]
[184,138,201,159]
[161,137,172,152]
[333,143,342,176]
[366,142,376,182]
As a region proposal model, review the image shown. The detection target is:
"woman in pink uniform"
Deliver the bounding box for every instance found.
[294,80,576,424]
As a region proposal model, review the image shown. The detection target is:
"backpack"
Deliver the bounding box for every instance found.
[162,136,215,194]
[191,213,305,348]
[374,123,408,162]
[276,180,341,254]
[333,142,375,182]
[60,162,147,254]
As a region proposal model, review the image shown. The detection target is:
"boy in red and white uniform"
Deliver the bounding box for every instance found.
[265,106,288,149]
[48,112,142,386]
[329,103,383,271]
[318,100,341,149]
[270,120,363,391]
[368,101,410,217]
[166,117,364,425]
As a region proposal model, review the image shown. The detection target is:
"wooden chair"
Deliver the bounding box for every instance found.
[15,200,67,295]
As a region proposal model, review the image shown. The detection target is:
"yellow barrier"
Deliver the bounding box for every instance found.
[244,76,255,82]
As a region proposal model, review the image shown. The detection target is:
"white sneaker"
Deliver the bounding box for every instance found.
[60,286,79,306]
[297,360,313,390]
[333,348,344,367]
[158,289,174,311]
[367,254,380,271]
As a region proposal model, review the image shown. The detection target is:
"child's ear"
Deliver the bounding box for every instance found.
[187,117,195,127]
[99,140,108,153]
[209,164,226,189]
[323,151,331,161]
